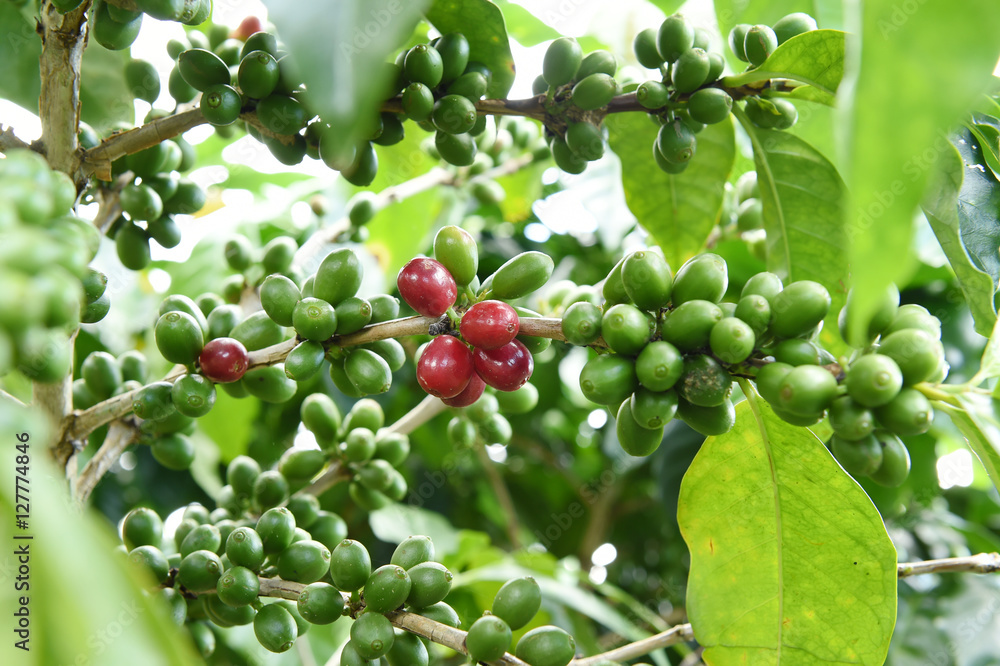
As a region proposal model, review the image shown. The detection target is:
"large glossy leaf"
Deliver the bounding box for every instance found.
[426,0,516,99]
[723,30,846,106]
[977,317,1000,383]
[491,0,559,46]
[0,402,199,665]
[954,129,1000,285]
[739,118,848,351]
[607,113,736,271]
[678,392,897,665]
[947,395,1000,495]
[922,139,998,337]
[840,0,1000,346]
[263,0,430,158]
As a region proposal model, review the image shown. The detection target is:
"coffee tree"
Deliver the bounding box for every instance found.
[3,0,1000,663]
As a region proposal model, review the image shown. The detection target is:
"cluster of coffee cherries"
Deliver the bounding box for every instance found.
[395,226,553,407]
[0,150,103,382]
[728,13,820,130]
[529,38,621,174]
[119,463,572,665]
[630,13,732,175]
[716,171,767,261]
[446,383,540,450]
[85,0,211,51]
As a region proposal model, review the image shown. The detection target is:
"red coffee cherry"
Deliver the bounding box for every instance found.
[473,339,533,392]
[417,335,474,398]
[441,371,486,407]
[397,258,457,318]
[199,337,250,383]
[460,300,519,350]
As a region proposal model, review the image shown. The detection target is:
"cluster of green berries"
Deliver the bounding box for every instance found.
[83,0,212,51]
[446,383,540,449]
[558,249,945,480]
[105,119,204,271]
[120,490,566,664]
[728,13,819,130]
[0,150,101,382]
[714,171,768,261]
[631,13,732,175]
[529,38,621,174]
[397,225,553,406]
[821,289,947,486]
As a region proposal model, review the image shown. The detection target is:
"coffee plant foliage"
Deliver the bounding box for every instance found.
[2,0,1000,664]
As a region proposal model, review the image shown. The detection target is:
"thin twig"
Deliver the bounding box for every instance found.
[475,444,522,548]
[898,552,1000,577]
[79,108,204,180]
[74,419,137,503]
[0,389,27,407]
[294,462,349,499]
[570,624,695,666]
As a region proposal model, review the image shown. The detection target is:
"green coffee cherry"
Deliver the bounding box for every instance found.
[622,250,672,310]
[230,311,285,352]
[571,73,617,110]
[391,535,434,570]
[744,25,778,66]
[301,393,342,444]
[769,280,831,339]
[242,365,297,404]
[630,388,679,430]
[296,582,345,625]
[151,433,196,470]
[171,373,216,418]
[386,631,429,666]
[515,625,577,666]
[254,603,296,653]
[257,507,296,554]
[178,549,224,593]
[92,1,142,50]
[846,354,903,408]
[773,12,818,45]
[260,275,301,327]
[180,523,221,558]
[542,37,582,87]
[617,400,664,456]
[831,433,883,477]
[562,302,603,346]
[401,82,435,121]
[467,615,513,662]
[331,539,371,592]
[487,251,554,301]
[278,540,332,584]
[656,120,697,165]
[226,455,260,499]
[672,254,727,305]
[351,611,394,660]
[335,297,373,335]
[433,225,478,287]
[238,50,280,99]
[829,397,875,441]
[278,448,326,482]
[884,304,942,339]
[217,565,260,607]
[293,297,337,341]
[839,283,899,347]
[122,507,163,550]
[636,80,670,110]
[406,562,453,609]
[876,329,943,386]
[565,121,604,161]
[673,47,710,93]
[635,341,684,391]
[226,527,265,571]
[551,137,587,173]
[116,221,151,270]
[661,300,724,352]
[285,340,326,382]
[363,564,411,613]
[344,349,392,395]
[735,294,771,338]
[869,431,911,487]
[580,354,637,405]
[491,576,541,630]
[405,44,444,87]
[178,48,230,92]
[742,271,783,303]
[128,545,169,584]
[772,338,822,366]
[309,512,349,551]
[82,351,122,401]
[602,304,651,356]
[676,355,733,407]
[633,28,664,68]
[578,49,617,78]
[432,94,478,135]
[688,88,733,124]
[775,365,837,417]
[657,14,695,62]
[873,388,933,436]
[710,317,756,364]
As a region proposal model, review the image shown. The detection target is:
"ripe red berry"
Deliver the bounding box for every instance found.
[473,339,533,392]
[199,337,250,383]
[441,371,486,407]
[397,258,457,318]
[460,300,519,350]
[234,16,264,41]
[417,335,474,398]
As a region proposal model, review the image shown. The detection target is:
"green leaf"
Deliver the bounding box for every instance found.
[953,128,1000,285]
[0,4,42,117]
[262,0,430,158]
[495,161,547,221]
[738,115,849,352]
[723,30,846,106]
[491,0,559,46]
[0,402,200,665]
[366,186,449,286]
[80,45,134,130]
[678,390,897,665]
[370,504,460,555]
[948,395,1000,495]
[978,317,1000,383]
[197,389,258,463]
[922,140,998,337]
[426,0,516,99]
[607,113,736,271]
[841,0,1000,349]
[968,118,1000,181]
